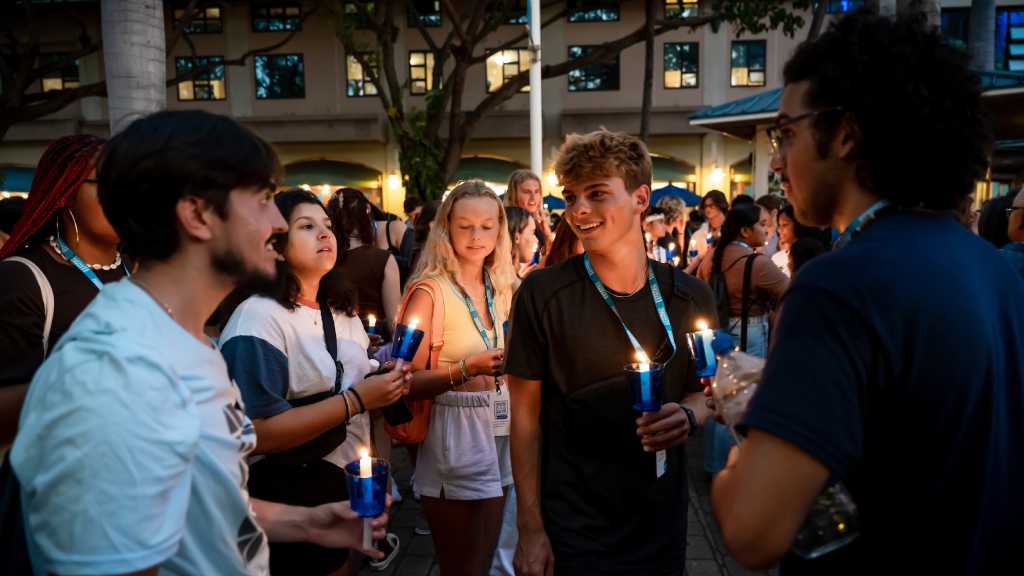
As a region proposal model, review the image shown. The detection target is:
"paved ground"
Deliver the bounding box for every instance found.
[360,428,776,576]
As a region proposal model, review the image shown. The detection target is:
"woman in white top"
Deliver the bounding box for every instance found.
[401,180,517,576]
[220,189,409,575]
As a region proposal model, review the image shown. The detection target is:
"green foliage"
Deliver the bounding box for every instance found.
[711,0,815,37]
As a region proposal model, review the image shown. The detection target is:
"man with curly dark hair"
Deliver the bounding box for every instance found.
[710,10,1024,575]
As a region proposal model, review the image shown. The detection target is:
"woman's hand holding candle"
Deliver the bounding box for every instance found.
[352,364,411,410]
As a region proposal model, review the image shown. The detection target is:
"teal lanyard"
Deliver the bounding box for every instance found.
[836,199,890,249]
[448,272,498,351]
[583,253,677,362]
[55,236,127,290]
[733,240,752,251]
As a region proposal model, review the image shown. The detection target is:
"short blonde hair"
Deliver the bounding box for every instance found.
[656,196,686,222]
[503,169,542,209]
[553,130,652,192]
[409,180,516,312]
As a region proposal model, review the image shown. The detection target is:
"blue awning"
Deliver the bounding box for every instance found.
[0,167,34,193]
[689,69,1024,134]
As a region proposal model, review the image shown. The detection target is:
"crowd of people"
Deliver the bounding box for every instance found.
[0,9,1022,576]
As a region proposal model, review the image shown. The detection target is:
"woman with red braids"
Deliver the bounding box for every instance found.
[0,134,126,444]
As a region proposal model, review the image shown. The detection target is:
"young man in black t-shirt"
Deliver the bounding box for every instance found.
[711,12,1024,575]
[505,130,715,576]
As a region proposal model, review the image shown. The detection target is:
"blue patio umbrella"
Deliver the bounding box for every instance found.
[651,183,701,207]
[543,194,566,210]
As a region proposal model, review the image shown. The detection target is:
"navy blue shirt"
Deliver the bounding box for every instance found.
[741,210,1024,574]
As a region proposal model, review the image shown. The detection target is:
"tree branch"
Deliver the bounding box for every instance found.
[464,14,721,132]
[440,0,469,47]
[468,8,568,65]
[166,0,202,54]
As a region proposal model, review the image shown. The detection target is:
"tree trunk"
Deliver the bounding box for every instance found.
[101,0,166,135]
[969,0,996,71]
[639,0,655,142]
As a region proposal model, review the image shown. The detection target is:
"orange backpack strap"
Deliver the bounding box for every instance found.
[399,278,445,369]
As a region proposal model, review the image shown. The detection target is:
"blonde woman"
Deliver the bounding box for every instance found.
[401,180,517,576]
[504,169,554,259]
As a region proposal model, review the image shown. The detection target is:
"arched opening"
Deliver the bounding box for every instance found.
[283,159,383,206]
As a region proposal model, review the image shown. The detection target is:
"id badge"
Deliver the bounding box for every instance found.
[492,381,511,437]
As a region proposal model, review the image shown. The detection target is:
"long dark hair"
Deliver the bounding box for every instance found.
[325,187,375,263]
[701,189,729,218]
[779,203,834,249]
[262,189,355,315]
[712,203,762,274]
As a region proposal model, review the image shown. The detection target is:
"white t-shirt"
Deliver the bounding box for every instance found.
[219,296,374,468]
[11,280,270,576]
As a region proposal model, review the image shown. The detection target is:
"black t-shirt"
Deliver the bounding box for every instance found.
[0,244,129,387]
[505,255,716,575]
[741,211,1024,574]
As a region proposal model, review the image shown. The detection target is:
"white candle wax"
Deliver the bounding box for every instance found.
[359,448,372,478]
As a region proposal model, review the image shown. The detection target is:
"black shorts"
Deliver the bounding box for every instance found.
[248,458,350,575]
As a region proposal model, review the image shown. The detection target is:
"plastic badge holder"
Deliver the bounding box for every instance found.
[625,362,665,413]
[344,458,389,518]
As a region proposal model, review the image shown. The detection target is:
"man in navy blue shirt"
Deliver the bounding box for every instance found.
[710,11,1024,575]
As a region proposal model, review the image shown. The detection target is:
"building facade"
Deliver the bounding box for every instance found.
[2,0,1023,210]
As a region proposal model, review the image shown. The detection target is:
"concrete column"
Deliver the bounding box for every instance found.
[700,132,727,197]
[225,4,253,118]
[79,51,106,124]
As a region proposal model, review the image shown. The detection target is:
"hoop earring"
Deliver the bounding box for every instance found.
[67,209,80,244]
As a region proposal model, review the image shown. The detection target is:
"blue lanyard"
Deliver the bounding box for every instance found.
[583,253,677,362]
[836,200,890,249]
[733,240,752,251]
[448,272,498,351]
[55,236,126,290]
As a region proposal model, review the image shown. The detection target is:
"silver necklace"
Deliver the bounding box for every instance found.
[50,236,122,271]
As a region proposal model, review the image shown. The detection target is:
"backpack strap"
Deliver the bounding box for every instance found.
[399,278,445,370]
[739,254,758,352]
[5,257,54,358]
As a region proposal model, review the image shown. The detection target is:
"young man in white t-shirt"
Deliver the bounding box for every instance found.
[11,111,389,575]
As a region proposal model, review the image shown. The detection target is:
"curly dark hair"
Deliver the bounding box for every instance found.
[783,10,991,211]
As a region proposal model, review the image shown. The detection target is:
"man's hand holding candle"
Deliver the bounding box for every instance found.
[636,402,692,452]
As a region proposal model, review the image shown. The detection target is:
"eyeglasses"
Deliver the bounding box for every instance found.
[767,107,844,154]
[1007,206,1024,217]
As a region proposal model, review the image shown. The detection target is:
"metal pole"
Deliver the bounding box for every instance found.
[528,0,543,176]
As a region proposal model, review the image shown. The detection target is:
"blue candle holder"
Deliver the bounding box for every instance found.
[625,362,665,412]
[366,317,377,335]
[343,457,389,518]
[686,329,735,378]
[391,323,425,362]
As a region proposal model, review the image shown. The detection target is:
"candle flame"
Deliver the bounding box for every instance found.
[408,317,420,331]
[673,256,680,266]
[668,242,676,251]
[635,351,651,365]
[367,314,376,326]
[359,448,369,459]
[696,319,709,331]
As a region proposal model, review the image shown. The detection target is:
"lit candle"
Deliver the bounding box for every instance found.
[689,238,698,257]
[395,317,422,369]
[667,242,676,259]
[636,351,652,407]
[359,447,372,478]
[672,256,680,268]
[696,319,715,367]
[358,447,374,549]
[408,317,420,332]
[366,314,377,335]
